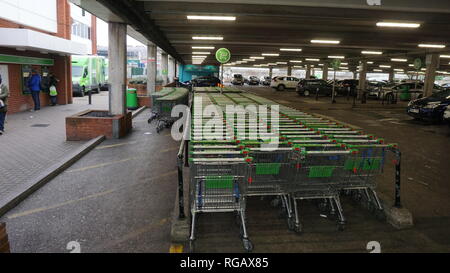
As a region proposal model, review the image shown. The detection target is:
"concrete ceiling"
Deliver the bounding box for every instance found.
[74,0,450,72]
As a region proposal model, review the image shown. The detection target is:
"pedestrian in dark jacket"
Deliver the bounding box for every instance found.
[28,70,42,111]
[0,74,9,135]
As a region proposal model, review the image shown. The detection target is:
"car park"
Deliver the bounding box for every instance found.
[296,79,334,97]
[232,74,244,85]
[270,76,300,91]
[407,89,450,122]
[248,76,260,85]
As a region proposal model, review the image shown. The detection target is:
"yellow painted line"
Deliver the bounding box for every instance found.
[8,189,116,219]
[66,157,136,173]
[8,171,178,220]
[96,141,137,150]
[169,244,184,253]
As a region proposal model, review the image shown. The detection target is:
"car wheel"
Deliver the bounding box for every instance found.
[304,90,310,96]
[277,85,285,91]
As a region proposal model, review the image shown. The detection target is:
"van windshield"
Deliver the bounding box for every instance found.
[72,66,84,77]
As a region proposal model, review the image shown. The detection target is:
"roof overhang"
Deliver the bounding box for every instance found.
[0,28,88,56]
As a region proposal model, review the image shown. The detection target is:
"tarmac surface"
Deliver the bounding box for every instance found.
[1,86,449,253]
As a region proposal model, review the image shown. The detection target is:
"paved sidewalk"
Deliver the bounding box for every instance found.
[0,92,110,209]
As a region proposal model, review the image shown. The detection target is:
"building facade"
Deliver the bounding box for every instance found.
[0,0,88,114]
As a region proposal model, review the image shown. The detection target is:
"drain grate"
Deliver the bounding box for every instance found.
[31,124,50,128]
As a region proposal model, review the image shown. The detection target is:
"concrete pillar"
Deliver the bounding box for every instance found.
[287,65,292,76]
[306,65,311,79]
[147,43,157,96]
[424,53,439,97]
[269,67,273,79]
[168,56,175,83]
[108,22,127,116]
[388,70,395,82]
[323,64,329,80]
[358,61,368,99]
[161,52,169,86]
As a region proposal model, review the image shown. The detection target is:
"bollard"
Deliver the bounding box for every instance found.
[347,87,351,101]
[315,88,319,101]
[393,149,402,208]
[88,89,92,105]
[0,222,11,253]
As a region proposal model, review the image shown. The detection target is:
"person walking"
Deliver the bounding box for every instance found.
[28,70,42,111]
[0,74,9,135]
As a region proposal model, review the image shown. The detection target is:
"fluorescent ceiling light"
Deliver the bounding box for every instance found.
[318,64,324,66]
[421,68,426,71]
[376,22,420,28]
[305,58,320,61]
[192,36,223,40]
[394,69,404,71]
[362,51,383,55]
[440,55,450,58]
[192,52,210,55]
[192,46,215,49]
[391,58,408,62]
[280,48,302,52]
[289,60,303,63]
[187,15,236,21]
[379,65,391,68]
[408,64,415,67]
[293,66,303,68]
[328,56,345,59]
[340,62,348,65]
[243,59,255,62]
[250,56,265,59]
[367,61,374,64]
[373,69,383,72]
[192,55,207,58]
[418,44,446,48]
[311,40,340,44]
[276,62,288,64]
[262,53,279,56]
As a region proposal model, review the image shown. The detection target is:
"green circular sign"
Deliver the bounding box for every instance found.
[216,48,231,64]
[330,59,341,70]
[413,58,423,70]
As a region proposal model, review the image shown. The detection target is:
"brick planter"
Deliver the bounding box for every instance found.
[138,96,152,108]
[66,110,132,141]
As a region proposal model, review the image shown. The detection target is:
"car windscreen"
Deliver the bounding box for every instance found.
[430,89,450,100]
[72,66,84,77]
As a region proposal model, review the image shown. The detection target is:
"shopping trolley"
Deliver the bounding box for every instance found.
[148,88,188,133]
[286,147,358,233]
[189,156,254,252]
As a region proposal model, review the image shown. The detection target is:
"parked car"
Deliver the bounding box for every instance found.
[336,79,359,96]
[270,76,300,91]
[296,79,333,97]
[379,82,442,102]
[444,105,450,127]
[407,89,450,122]
[191,76,221,87]
[232,74,244,85]
[261,76,271,86]
[441,82,450,89]
[248,76,260,85]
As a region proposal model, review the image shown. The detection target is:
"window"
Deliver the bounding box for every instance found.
[71,20,91,39]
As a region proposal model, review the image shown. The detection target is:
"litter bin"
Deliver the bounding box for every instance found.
[399,86,411,101]
[127,88,139,110]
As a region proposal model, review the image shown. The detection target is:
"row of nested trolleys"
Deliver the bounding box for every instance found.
[187,88,398,252]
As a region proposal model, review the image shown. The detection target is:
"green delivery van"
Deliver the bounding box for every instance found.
[72,55,109,97]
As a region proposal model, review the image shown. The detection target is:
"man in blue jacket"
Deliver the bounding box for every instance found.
[28,70,42,111]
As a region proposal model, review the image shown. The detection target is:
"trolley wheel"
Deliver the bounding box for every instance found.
[294,223,303,235]
[189,240,195,253]
[287,217,295,231]
[337,223,345,232]
[242,238,254,253]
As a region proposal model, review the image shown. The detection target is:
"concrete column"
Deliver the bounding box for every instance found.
[161,52,169,86]
[322,64,329,80]
[306,65,311,79]
[358,61,368,99]
[108,22,127,116]
[287,65,292,76]
[269,67,273,79]
[168,56,175,83]
[388,70,395,82]
[424,53,439,97]
[147,43,157,96]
